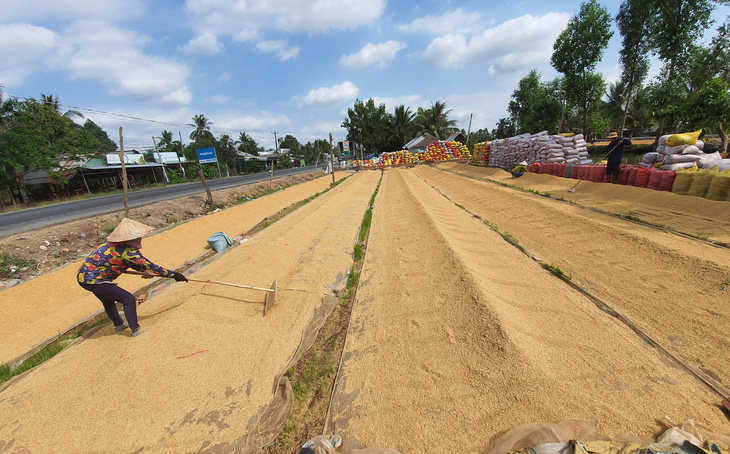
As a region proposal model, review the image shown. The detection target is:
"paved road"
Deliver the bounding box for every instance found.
[0,166,323,237]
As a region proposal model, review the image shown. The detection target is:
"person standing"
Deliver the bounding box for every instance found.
[77,218,188,337]
[605,132,631,184]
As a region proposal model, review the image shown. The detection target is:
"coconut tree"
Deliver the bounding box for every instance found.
[40,93,83,120]
[189,114,214,141]
[157,130,175,151]
[416,101,458,139]
[387,104,418,148]
[236,132,259,156]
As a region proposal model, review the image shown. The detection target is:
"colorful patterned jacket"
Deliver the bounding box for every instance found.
[77,242,175,285]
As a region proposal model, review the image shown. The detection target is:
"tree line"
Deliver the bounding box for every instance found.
[505,0,729,153]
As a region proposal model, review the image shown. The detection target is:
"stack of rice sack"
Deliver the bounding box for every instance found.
[471,142,490,166]
[488,132,544,168]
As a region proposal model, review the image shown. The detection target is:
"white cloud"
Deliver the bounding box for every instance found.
[0,23,70,87]
[340,41,406,69]
[299,81,360,107]
[398,9,485,35]
[0,0,144,21]
[206,95,232,103]
[255,40,299,61]
[182,33,224,55]
[218,72,232,83]
[422,12,571,72]
[217,111,291,131]
[62,21,192,104]
[370,95,428,112]
[185,0,385,35]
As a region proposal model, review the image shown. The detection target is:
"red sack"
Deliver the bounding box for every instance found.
[634,167,652,188]
[647,169,664,190]
[627,167,638,186]
[528,163,540,173]
[658,170,676,191]
[617,166,631,185]
[590,166,605,182]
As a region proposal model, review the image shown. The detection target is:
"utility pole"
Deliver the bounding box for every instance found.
[271,130,279,153]
[119,127,129,218]
[329,133,335,185]
[177,131,186,177]
[152,136,169,183]
[357,127,363,170]
[466,113,473,144]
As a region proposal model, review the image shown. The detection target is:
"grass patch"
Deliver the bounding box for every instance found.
[542,262,572,280]
[721,277,729,291]
[104,225,116,235]
[0,253,36,276]
[503,232,519,245]
[353,243,364,262]
[263,171,383,453]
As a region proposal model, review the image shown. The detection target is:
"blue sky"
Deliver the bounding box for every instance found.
[1,0,728,151]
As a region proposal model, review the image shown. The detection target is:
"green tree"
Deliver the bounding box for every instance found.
[40,93,84,120]
[189,114,214,141]
[646,0,716,144]
[616,0,652,134]
[416,101,458,140]
[551,0,613,136]
[492,118,517,139]
[279,134,301,154]
[217,133,238,174]
[508,69,563,134]
[683,78,730,152]
[82,120,116,153]
[341,98,390,155]
[236,132,259,156]
[386,104,418,150]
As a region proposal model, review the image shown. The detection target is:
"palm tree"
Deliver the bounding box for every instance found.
[189,114,214,141]
[601,82,628,133]
[236,132,259,156]
[157,130,175,151]
[40,93,83,119]
[416,101,458,139]
[387,105,418,148]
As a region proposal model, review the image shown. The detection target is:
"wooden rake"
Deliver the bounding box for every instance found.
[125,270,278,315]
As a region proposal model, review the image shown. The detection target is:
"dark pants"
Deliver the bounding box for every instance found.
[511,171,524,178]
[80,282,139,331]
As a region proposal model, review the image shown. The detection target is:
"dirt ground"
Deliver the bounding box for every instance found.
[0,171,380,453]
[327,166,730,453]
[0,164,729,454]
[0,172,325,286]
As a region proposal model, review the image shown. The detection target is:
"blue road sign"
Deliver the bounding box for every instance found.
[196,147,217,163]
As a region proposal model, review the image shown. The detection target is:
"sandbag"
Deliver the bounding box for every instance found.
[647,169,664,190]
[681,145,702,155]
[705,169,730,201]
[667,129,702,146]
[699,151,722,168]
[672,168,696,195]
[617,166,631,185]
[627,167,638,186]
[662,154,701,164]
[206,231,233,252]
[634,167,652,188]
[658,170,676,191]
[690,169,716,198]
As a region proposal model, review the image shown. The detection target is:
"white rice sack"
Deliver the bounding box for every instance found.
[578,152,589,158]
[699,151,722,168]
[681,145,702,155]
[658,134,672,146]
[696,139,704,150]
[546,157,564,162]
[565,157,579,164]
[579,159,593,165]
[574,146,588,153]
[638,162,653,168]
[665,145,686,154]
[548,151,564,158]
[662,154,702,164]
[573,134,584,140]
[574,140,587,147]
[656,145,667,154]
[718,159,730,171]
[643,152,659,163]
[661,162,699,170]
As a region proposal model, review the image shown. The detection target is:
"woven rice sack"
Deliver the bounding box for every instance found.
[705,169,730,201]
[671,167,697,195]
[689,169,717,198]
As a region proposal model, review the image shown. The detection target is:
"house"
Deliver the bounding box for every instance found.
[403,133,438,152]
[445,132,468,144]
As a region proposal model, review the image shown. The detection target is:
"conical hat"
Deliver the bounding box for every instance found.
[106,218,153,242]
